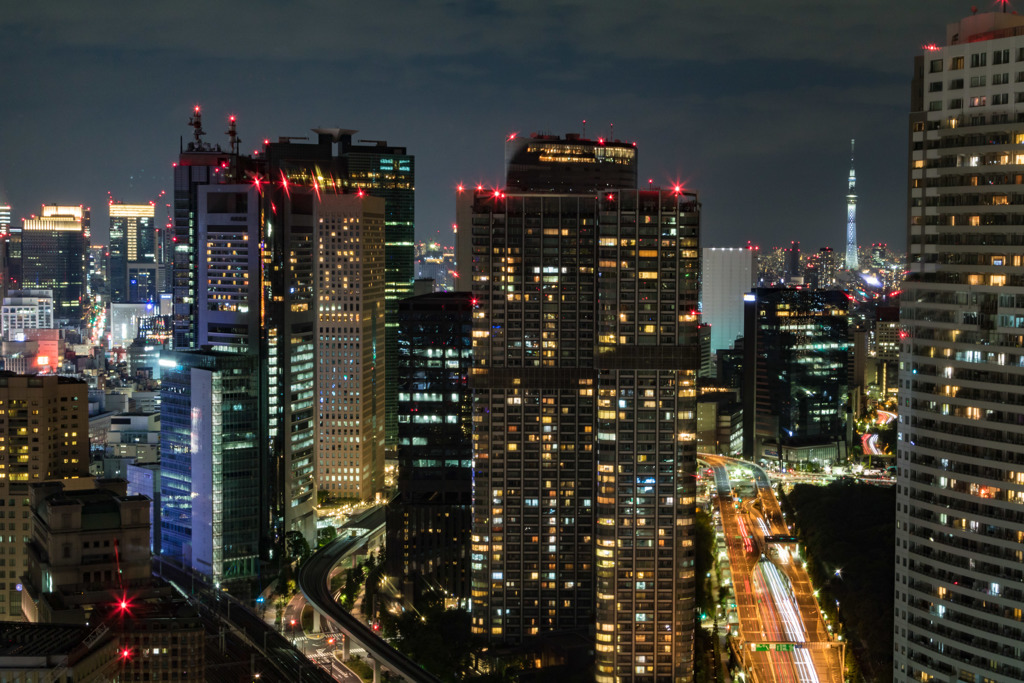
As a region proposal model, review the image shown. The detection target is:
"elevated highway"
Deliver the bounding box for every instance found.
[297,507,442,683]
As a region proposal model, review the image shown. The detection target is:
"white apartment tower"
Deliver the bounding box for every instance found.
[315,194,386,500]
[700,247,756,356]
[899,10,1024,682]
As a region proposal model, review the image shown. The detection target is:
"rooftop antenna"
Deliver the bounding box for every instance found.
[582,119,587,138]
[188,106,205,145]
[226,115,240,156]
[610,122,614,140]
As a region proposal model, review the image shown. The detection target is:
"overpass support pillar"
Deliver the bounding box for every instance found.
[312,609,321,633]
[342,633,350,660]
[372,657,381,683]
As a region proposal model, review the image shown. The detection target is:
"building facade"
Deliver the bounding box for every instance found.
[21,206,88,320]
[742,288,850,465]
[700,247,756,356]
[386,292,473,608]
[336,133,415,448]
[0,373,88,619]
[897,10,1024,681]
[1,289,54,341]
[160,350,261,588]
[461,135,700,681]
[109,202,157,303]
[315,194,387,500]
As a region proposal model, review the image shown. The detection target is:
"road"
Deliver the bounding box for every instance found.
[297,508,442,683]
[156,557,333,682]
[701,454,845,683]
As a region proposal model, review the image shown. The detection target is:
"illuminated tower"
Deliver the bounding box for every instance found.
[21,205,88,320]
[899,10,1024,682]
[314,194,387,501]
[336,134,415,449]
[109,202,157,303]
[460,133,700,682]
[845,139,858,270]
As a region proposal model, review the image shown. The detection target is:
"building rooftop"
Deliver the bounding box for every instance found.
[0,623,89,658]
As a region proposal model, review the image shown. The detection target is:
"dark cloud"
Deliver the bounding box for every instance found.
[0,0,973,248]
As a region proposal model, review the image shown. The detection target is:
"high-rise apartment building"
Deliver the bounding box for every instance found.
[700,247,756,356]
[0,372,88,619]
[108,202,157,303]
[336,134,414,449]
[461,133,700,682]
[386,292,473,608]
[315,194,386,500]
[898,10,1024,681]
[743,288,850,465]
[21,206,88,320]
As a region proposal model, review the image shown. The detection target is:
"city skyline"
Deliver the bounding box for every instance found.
[1,0,977,250]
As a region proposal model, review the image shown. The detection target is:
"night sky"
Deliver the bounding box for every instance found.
[0,1,979,249]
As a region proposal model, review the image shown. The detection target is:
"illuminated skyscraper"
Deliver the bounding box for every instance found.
[314,194,387,500]
[386,291,473,607]
[160,350,262,587]
[743,288,851,466]
[0,205,10,234]
[109,202,157,303]
[21,205,88,320]
[898,10,1024,682]
[460,133,700,681]
[336,134,414,449]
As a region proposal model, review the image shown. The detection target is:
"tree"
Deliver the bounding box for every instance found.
[286,530,311,564]
[317,525,338,548]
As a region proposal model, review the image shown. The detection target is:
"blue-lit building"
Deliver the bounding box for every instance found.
[385,292,473,608]
[742,288,851,465]
[159,350,261,589]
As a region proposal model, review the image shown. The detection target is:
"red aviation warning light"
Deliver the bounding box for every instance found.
[457,184,465,193]
[120,646,132,660]
[356,188,366,198]
[922,43,940,52]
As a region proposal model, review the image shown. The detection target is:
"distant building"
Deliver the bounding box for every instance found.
[21,206,89,320]
[386,292,473,609]
[0,372,89,619]
[108,203,157,303]
[109,302,159,349]
[700,247,755,355]
[697,384,742,457]
[415,242,456,292]
[783,240,802,284]
[1,289,54,341]
[106,412,160,463]
[743,288,850,465]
